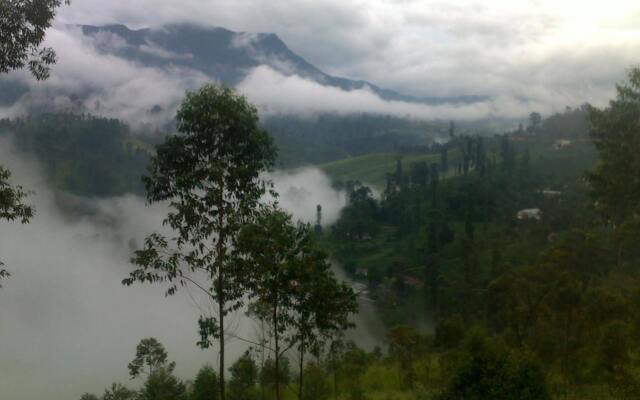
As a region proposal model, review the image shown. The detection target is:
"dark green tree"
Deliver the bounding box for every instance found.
[439,331,550,400]
[237,208,301,400]
[259,357,291,400]
[529,112,542,132]
[123,84,277,400]
[386,325,421,388]
[314,204,322,234]
[128,338,175,379]
[237,207,356,400]
[440,147,448,173]
[588,67,640,224]
[301,362,330,400]
[102,383,137,400]
[291,248,356,400]
[0,0,69,80]
[139,368,187,400]
[228,351,257,400]
[191,365,219,400]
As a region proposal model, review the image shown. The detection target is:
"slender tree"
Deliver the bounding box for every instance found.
[588,67,640,224]
[123,84,277,400]
[236,207,356,400]
[291,248,356,400]
[237,208,301,400]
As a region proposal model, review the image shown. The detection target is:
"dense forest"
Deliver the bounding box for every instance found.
[3,2,640,400]
[1,78,638,400]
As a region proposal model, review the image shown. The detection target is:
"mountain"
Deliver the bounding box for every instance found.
[80,24,485,105]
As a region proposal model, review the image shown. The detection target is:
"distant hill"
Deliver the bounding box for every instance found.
[79,24,485,106]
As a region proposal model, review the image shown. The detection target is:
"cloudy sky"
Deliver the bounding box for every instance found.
[53,0,640,107]
[3,1,638,124]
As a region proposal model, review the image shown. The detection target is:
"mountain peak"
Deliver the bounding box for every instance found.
[78,23,485,105]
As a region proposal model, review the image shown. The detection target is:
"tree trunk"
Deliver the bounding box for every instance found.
[219,276,225,400]
[274,303,280,400]
[298,341,305,400]
[217,189,226,400]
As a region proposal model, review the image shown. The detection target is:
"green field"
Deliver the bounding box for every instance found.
[318,152,453,189]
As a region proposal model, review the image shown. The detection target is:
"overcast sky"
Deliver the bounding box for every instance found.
[53,0,640,107]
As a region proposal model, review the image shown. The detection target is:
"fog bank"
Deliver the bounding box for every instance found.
[0,141,366,400]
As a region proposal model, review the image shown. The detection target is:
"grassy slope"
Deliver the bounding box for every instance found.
[318,152,455,190]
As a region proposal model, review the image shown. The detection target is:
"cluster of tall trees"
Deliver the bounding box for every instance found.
[326,68,640,398]
[1,10,357,398]
[122,84,356,400]
[0,114,151,196]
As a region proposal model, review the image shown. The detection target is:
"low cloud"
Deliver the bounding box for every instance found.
[2,19,632,128]
[0,138,368,400]
[2,26,209,129]
[266,167,347,226]
[53,0,640,109]
[238,65,553,120]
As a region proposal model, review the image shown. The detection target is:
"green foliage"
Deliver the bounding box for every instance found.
[191,365,218,400]
[259,357,291,398]
[2,114,150,196]
[542,105,590,139]
[228,352,256,400]
[237,207,356,400]
[588,67,640,223]
[302,362,330,400]
[386,325,422,388]
[0,164,33,286]
[128,337,175,379]
[263,114,446,168]
[439,331,550,400]
[0,166,32,224]
[123,83,277,400]
[0,0,69,80]
[139,368,187,400]
[319,152,444,191]
[102,383,137,400]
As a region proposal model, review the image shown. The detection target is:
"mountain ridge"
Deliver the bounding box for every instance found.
[79,23,487,106]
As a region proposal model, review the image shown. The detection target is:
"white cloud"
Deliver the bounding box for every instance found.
[238,65,554,120]
[0,138,371,400]
[52,0,640,107]
[266,167,347,225]
[3,26,210,128]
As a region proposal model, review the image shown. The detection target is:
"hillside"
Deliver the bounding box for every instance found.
[319,153,443,190]
[79,24,485,106]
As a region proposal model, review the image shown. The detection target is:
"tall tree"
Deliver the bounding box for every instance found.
[123,84,277,400]
[291,248,356,400]
[237,208,302,400]
[0,0,69,80]
[192,365,219,400]
[529,112,542,132]
[588,67,640,224]
[237,207,356,400]
[228,351,258,400]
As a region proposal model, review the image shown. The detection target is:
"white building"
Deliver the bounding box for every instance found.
[517,208,543,221]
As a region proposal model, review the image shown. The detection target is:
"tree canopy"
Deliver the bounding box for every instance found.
[0,0,69,80]
[588,67,640,223]
[123,83,277,400]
